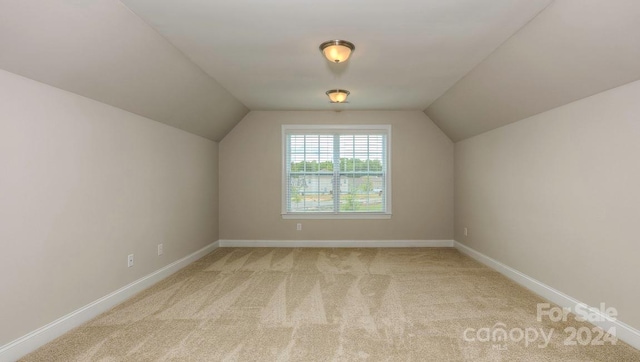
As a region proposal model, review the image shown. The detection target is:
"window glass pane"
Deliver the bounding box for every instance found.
[338,175,384,212]
[289,135,334,172]
[289,174,334,212]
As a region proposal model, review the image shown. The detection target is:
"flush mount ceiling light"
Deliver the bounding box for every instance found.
[319,40,355,63]
[326,89,350,103]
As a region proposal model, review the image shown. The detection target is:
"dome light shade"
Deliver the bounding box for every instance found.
[326,89,350,103]
[319,40,355,63]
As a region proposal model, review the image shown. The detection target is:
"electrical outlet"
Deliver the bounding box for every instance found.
[464,227,468,237]
[158,243,163,256]
[127,254,134,268]
[296,223,302,231]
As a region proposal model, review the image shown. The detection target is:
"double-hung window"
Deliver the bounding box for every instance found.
[282,125,391,219]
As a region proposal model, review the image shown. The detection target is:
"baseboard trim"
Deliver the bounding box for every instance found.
[219,239,454,248]
[454,241,640,351]
[0,241,219,362]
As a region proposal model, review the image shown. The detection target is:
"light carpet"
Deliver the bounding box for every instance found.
[22,247,640,361]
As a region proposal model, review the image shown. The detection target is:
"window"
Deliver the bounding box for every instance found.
[282,125,391,218]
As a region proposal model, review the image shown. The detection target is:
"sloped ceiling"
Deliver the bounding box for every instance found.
[0,0,248,141]
[426,0,640,141]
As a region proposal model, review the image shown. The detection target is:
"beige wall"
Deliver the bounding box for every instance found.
[455,79,640,331]
[0,69,219,345]
[219,111,453,241]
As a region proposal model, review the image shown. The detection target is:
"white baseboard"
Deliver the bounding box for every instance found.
[454,241,640,351]
[0,241,219,362]
[219,239,454,248]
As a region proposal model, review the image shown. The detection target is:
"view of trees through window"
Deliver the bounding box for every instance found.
[285,132,387,213]
[288,159,383,172]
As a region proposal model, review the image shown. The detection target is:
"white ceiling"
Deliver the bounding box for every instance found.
[120,0,551,111]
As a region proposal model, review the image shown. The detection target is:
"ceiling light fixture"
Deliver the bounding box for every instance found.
[326,89,350,103]
[319,40,355,63]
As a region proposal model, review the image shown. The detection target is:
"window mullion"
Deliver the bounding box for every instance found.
[333,134,340,214]
[302,135,306,211]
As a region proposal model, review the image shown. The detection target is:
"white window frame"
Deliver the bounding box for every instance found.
[281,124,392,219]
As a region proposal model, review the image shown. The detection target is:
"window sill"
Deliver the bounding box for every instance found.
[281,213,392,220]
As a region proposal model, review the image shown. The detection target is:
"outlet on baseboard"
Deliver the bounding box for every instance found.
[127,254,134,268]
[158,243,163,256]
[464,227,468,237]
[296,223,302,231]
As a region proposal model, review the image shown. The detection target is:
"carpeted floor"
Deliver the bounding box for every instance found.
[22,247,640,361]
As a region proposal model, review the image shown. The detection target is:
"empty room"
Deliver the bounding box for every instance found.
[1,0,639,361]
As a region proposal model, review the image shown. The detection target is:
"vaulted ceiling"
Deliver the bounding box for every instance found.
[2,1,640,142]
